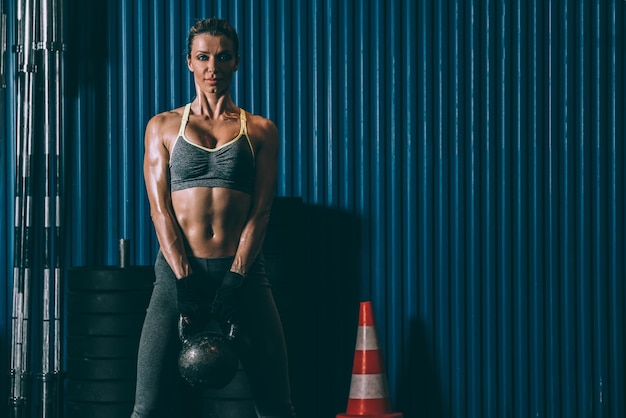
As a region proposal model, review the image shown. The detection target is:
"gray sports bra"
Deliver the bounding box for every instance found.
[169,104,255,194]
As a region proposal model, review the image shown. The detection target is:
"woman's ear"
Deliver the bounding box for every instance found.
[186,54,193,72]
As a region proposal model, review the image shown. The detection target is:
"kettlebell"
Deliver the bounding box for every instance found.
[177,316,239,388]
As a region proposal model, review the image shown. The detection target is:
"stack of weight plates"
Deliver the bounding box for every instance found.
[66,266,154,418]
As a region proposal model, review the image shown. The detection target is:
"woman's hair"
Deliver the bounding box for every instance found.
[187,17,239,56]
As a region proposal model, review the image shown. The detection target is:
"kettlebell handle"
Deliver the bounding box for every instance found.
[178,315,189,342]
[178,314,238,342]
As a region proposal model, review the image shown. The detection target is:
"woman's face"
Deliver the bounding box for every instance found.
[187,33,239,95]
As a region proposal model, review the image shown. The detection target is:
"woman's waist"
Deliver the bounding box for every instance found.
[156,249,266,279]
[182,231,241,259]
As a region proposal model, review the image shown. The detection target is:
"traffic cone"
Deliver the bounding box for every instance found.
[337,301,403,418]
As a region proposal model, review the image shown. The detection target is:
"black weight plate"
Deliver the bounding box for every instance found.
[67,313,145,336]
[66,335,140,358]
[67,357,137,380]
[67,290,151,313]
[66,402,134,418]
[66,379,136,402]
[68,266,155,291]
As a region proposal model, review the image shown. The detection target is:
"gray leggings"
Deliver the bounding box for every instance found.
[131,251,296,418]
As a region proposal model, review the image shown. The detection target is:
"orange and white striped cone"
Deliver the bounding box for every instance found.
[337,301,403,418]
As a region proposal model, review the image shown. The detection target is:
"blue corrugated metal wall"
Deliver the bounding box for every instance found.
[2,0,625,417]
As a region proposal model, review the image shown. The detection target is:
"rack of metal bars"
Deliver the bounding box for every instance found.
[7,0,64,416]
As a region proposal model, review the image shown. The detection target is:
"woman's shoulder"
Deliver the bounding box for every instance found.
[146,106,186,134]
[144,105,188,146]
[149,105,186,125]
[242,110,278,142]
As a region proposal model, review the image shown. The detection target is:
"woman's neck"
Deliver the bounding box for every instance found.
[193,92,236,119]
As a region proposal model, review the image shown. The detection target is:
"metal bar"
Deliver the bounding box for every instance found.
[44,0,63,415]
[1,10,7,89]
[11,67,35,418]
[9,0,26,412]
[50,3,63,417]
[9,0,37,416]
[39,0,54,415]
[18,62,34,418]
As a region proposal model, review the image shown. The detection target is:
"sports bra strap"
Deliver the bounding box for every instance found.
[178,103,192,136]
[239,108,255,159]
[239,108,248,137]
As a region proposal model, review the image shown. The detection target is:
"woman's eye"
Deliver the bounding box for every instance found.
[197,55,208,61]
[217,54,232,62]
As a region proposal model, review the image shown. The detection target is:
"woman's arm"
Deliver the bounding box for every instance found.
[230,116,279,276]
[143,114,191,279]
